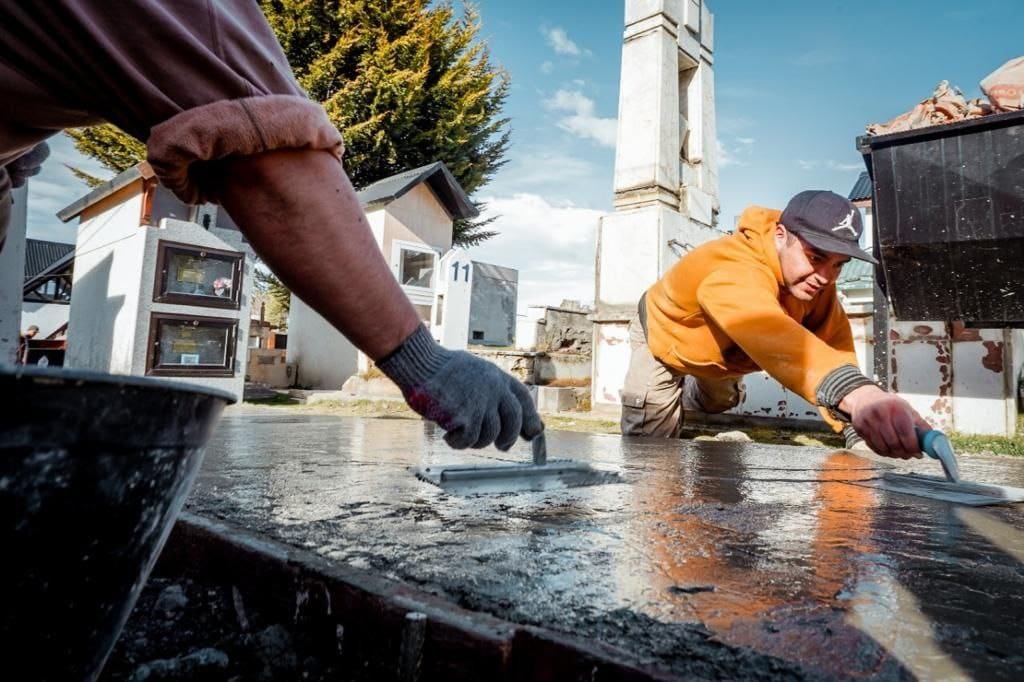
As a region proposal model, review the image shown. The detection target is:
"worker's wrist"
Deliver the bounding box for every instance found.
[816,364,877,420]
[375,324,450,389]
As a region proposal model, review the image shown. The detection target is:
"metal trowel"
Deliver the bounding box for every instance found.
[916,427,961,483]
[412,431,621,494]
[852,428,1024,506]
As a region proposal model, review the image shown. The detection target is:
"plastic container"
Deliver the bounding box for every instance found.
[0,366,234,681]
[858,109,1024,324]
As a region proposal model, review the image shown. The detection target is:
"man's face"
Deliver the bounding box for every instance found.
[775,226,849,301]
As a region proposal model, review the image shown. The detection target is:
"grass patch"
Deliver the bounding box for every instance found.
[544,415,620,434]
[950,415,1024,457]
[245,394,1024,457]
[244,393,301,406]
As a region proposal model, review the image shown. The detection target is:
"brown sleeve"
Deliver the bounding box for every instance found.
[147,95,343,205]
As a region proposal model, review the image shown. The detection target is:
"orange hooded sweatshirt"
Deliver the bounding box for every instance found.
[644,206,860,417]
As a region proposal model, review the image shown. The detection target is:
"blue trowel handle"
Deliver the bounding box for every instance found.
[915,427,942,460]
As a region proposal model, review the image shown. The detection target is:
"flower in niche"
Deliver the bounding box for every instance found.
[212,277,232,297]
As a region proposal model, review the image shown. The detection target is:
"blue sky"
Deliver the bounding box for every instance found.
[25,0,1024,312]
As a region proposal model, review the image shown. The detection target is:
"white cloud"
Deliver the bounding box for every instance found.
[491,148,599,194]
[542,27,590,57]
[543,90,617,148]
[717,138,752,168]
[468,193,602,312]
[827,160,864,171]
[540,61,554,75]
[717,140,739,168]
[24,133,113,243]
[798,159,864,172]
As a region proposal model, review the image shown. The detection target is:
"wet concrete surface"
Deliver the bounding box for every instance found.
[187,413,1024,680]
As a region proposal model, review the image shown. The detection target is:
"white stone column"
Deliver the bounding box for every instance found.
[0,185,28,366]
[591,0,719,413]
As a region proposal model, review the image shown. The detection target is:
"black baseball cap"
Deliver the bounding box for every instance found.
[779,190,877,265]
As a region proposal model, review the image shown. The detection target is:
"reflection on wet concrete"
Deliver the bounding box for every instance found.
[188,413,1024,680]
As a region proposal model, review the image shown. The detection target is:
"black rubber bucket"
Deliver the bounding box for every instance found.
[0,366,235,681]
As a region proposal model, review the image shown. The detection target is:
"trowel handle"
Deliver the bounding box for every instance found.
[531,431,547,466]
[915,426,942,460]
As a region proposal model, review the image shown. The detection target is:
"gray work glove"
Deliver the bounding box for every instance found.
[377,325,544,450]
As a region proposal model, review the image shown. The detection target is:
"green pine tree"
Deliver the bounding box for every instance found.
[67,0,510,246]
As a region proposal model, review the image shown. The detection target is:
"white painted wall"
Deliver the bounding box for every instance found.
[65,192,147,373]
[592,321,632,407]
[0,185,28,366]
[433,248,472,350]
[383,184,453,258]
[1014,330,1024,414]
[21,302,69,338]
[596,208,661,310]
[885,321,1017,436]
[286,293,358,389]
[951,328,1016,435]
[366,207,385,248]
[515,307,547,351]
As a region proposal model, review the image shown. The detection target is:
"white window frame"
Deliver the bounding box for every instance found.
[390,239,439,306]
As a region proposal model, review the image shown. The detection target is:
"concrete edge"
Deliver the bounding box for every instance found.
[161,512,676,681]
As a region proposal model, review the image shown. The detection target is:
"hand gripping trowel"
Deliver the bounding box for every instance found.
[412,430,621,494]
[915,427,961,483]
[856,428,1024,506]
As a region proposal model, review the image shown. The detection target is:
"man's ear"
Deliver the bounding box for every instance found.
[774,223,788,249]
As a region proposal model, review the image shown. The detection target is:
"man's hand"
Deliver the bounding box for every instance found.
[839,385,930,459]
[377,325,544,450]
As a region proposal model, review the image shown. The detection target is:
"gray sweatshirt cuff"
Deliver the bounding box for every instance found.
[842,423,861,447]
[376,324,450,389]
[816,364,876,420]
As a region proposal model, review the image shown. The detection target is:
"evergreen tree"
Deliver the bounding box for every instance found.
[67,0,510,246]
[253,268,292,329]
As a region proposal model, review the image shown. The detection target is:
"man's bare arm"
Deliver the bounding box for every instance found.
[219,149,420,360]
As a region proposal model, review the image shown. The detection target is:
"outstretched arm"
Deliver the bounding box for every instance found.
[220,148,420,360]
[218,148,543,449]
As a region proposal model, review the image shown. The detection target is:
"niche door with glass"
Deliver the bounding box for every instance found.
[154,241,244,309]
[147,313,237,377]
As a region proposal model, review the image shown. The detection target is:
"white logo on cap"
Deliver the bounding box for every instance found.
[832,210,858,237]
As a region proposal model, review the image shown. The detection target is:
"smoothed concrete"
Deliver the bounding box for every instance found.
[188,413,1024,680]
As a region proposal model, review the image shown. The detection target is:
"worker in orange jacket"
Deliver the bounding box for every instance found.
[621,190,928,459]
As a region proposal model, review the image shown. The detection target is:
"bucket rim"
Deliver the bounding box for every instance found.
[1,365,237,404]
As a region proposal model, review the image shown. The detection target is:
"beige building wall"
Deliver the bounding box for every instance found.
[382,183,454,256]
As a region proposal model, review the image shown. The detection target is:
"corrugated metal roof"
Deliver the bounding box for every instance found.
[836,258,875,290]
[848,171,872,202]
[356,162,478,220]
[24,239,74,280]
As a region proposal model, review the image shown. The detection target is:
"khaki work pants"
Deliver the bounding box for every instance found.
[620,316,745,438]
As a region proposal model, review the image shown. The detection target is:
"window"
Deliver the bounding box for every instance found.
[147,313,237,377]
[472,330,485,341]
[413,304,433,325]
[399,249,435,288]
[435,295,444,326]
[154,241,243,309]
